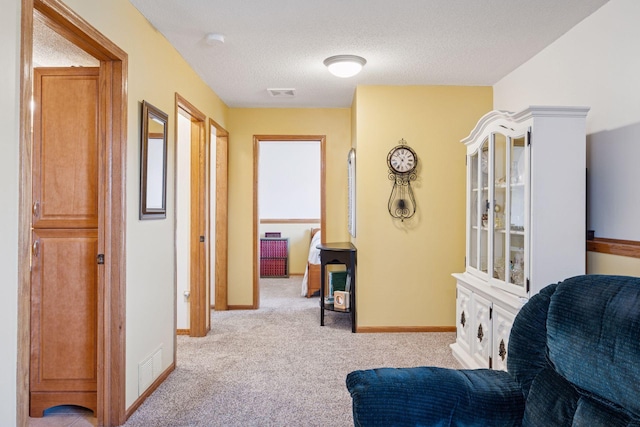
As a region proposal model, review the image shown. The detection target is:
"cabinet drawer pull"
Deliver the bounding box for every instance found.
[499,339,507,361]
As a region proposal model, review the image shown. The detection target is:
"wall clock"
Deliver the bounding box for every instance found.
[387,139,418,221]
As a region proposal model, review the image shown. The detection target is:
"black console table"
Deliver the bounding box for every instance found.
[317,242,357,333]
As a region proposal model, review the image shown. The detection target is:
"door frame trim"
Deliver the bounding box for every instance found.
[252,135,326,308]
[210,119,229,311]
[18,0,127,425]
[175,94,210,338]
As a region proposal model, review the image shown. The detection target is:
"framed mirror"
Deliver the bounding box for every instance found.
[140,101,168,219]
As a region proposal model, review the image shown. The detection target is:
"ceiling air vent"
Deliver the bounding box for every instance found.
[267,88,296,98]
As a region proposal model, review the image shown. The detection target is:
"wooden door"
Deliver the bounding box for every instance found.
[30,67,100,417]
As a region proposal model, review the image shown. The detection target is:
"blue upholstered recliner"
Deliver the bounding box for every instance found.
[346,275,640,426]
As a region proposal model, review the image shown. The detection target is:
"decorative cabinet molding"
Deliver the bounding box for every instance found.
[471,293,492,368]
[455,285,472,355]
[451,106,589,370]
[492,305,515,371]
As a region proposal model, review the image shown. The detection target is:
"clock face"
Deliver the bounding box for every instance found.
[388,146,417,174]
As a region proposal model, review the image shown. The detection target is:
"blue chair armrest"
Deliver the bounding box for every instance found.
[346,366,524,427]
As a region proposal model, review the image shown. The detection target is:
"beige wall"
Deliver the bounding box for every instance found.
[353,86,492,327]
[258,223,319,275]
[588,252,640,276]
[227,108,351,305]
[1,0,21,424]
[35,0,229,409]
[494,0,640,275]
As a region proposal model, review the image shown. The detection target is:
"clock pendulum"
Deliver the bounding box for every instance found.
[387,139,418,221]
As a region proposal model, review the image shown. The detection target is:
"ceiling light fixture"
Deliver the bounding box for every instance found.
[205,33,225,45]
[323,55,366,78]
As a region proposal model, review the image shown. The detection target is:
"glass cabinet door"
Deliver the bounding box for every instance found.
[478,138,489,275]
[492,133,507,282]
[508,135,526,289]
[468,137,489,275]
[469,150,479,271]
[479,131,528,294]
[469,132,528,291]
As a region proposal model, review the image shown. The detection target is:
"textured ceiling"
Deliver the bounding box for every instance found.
[33,13,99,68]
[137,1,609,107]
[127,0,608,108]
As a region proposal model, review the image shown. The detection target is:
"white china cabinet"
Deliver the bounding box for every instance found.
[451,106,589,370]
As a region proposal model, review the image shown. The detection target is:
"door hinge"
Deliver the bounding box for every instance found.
[489,306,493,319]
[527,128,532,146]
[97,254,105,265]
[489,356,493,369]
[199,235,205,243]
[526,278,530,293]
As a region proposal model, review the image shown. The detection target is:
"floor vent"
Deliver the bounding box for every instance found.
[138,346,163,396]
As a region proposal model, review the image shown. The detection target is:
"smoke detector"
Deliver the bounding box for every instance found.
[205,33,225,45]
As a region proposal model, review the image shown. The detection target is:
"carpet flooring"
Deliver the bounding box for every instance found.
[122,277,460,427]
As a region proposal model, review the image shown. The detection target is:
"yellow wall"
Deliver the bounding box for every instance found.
[258,223,319,275]
[57,0,229,408]
[227,108,351,304]
[353,86,492,328]
[588,252,640,276]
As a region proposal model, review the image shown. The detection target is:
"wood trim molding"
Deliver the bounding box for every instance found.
[176,93,206,122]
[211,118,229,311]
[253,137,260,309]
[34,0,126,61]
[320,137,326,244]
[21,1,128,425]
[176,329,190,335]
[260,218,321,224]
[227,305,257,310]
[17,3,34,426]
[356,326,457,333]
[253,135,327,310]
[124,363,175,420]
[175,93,209,338]
[587,237,640,259]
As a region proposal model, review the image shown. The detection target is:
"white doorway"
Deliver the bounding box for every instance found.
[176,112,191,331]
[253,136,326,308]
[175,96,209,337]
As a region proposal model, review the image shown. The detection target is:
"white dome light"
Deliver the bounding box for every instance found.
[323,55,367,78]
